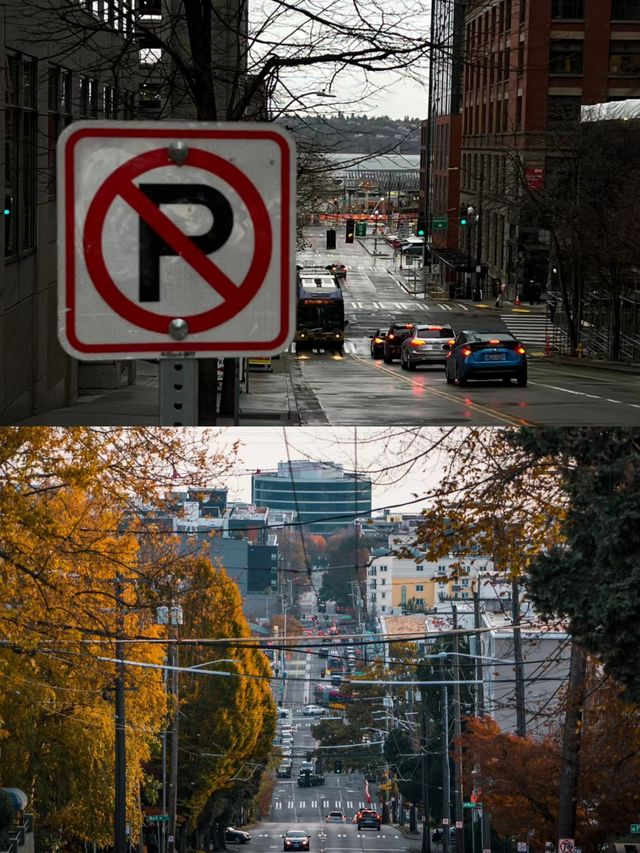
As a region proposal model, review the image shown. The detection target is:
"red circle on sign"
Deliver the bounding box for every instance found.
[83,147,272,334]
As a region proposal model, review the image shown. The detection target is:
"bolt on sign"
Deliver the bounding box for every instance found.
[57,122,296,359]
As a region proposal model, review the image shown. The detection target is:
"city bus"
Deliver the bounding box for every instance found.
[295,267,347,352]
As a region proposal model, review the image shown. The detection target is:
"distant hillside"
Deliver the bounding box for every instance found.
[281,113,422,156]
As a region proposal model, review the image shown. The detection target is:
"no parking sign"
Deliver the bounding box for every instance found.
[57,122,296,358]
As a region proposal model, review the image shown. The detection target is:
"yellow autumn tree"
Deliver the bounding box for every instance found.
[0,427,237,848]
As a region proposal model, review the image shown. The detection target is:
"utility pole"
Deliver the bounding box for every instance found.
[451,606,464,853]
[420,689,432,853]
[473,587,491,853]
[440,654,450,853]
[511,579,527,737]
[114,575,127,853]
[557,643,588,845]
[165,603,183,853]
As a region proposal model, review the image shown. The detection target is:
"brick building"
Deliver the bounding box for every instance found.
[426,0,640,301]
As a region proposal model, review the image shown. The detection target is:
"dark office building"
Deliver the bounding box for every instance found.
[251,461,372,536]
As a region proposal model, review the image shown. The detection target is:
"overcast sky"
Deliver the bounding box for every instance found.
[214,426,453,513]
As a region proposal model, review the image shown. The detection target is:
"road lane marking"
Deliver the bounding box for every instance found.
[350,356,534,425]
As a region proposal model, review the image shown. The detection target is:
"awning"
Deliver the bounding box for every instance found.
[429,248,473,272]
[1,788,28,810]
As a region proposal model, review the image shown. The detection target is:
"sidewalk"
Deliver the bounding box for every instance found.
[16,357,301,426]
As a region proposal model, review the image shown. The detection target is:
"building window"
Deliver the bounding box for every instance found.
[609,40,640,75]
[549,40,584,74]
[48,66,73,198]
[415,597,424,605]
[416,564,424,571]
[370,567,377,576]
[612,0,640,19]
[546,95,581,128]
[416,585,424,592]
[551,0,584,17]
[401,586,407,606]
[138,0,162,15]
[103,84,115,117]
[5,54,37,258]
[461,578,470,587]
[381,593,386,600]
[79,76,99,116]
[139,38,163,65]
[380,579,386,586]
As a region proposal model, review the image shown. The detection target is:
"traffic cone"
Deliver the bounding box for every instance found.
[514,293,521,306]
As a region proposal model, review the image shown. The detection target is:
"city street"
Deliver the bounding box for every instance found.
[289,230,640,426]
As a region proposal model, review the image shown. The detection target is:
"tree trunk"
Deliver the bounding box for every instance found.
[557,643,588,843]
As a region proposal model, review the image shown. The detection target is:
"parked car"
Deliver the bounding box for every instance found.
[400,324,455,371]
[445,330,527,387]
[283,830,310,851]
[277,762,293,778]
[225,828,251,844]
[383,323,415,363]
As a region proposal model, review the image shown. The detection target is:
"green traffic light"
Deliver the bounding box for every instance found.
[460,217,467,226]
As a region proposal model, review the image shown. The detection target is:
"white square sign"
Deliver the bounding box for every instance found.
[57,121,296,359]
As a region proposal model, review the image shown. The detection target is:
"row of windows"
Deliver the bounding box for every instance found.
[4,54,136,260]
[553,0,640,19]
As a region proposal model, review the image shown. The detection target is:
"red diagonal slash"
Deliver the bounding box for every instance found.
[118,180,239,302]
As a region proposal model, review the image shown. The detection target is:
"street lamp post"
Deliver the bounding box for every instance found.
[466,206,475,300]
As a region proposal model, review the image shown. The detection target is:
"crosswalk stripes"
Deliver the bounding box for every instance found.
[500,314,550,347]
[286,342,358,355]
[345,301,470,312]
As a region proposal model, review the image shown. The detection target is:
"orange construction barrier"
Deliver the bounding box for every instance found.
[514,293,521,306]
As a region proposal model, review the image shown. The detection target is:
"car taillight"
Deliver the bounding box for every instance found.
[388,334,395,340]
[516,344,526,354]
[463,347,472,357]
[489,339,500,345]
[374,337,383,344]
[410,338,426,346]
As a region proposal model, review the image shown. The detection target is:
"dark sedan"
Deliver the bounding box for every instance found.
[283,830,310,851]
[370,330,386,358]
[225,828,251,844]
[445,330,527,387]
[383,323,414,363]
[326,263,347,280]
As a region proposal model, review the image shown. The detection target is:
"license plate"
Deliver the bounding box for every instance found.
[486,353,506,361]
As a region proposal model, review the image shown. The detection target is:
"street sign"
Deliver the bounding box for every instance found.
[631,825,640,834]
[558,839,575,853]
[517,843,528,852]
[148,815,169,822]
[57,121,296,359]
[355,222,367,237]
[432,217,448,229]
[464,803,482,808]
[456,822,463,829]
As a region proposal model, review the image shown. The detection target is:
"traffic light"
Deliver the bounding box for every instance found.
[459,207,468,226]
[416,217,427,238]
[345,219,355,244]
[334,760,343,774]
[326,228,336,250]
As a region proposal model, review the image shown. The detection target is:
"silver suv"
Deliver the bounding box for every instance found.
[400,324,455,370]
